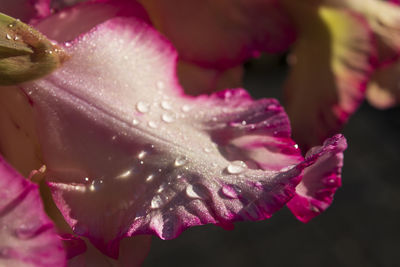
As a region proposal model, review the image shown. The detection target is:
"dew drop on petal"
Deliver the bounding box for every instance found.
[132,119,139,125]
[174,156,187,167]
[151,195,163,209]
[226,161,247,174]
[161,101,172,110]
[145,174,154,182]
[118,170,131,179]
[136,101,150,113]
[181,105,191,112]
[148,121,157,128]
[5,34,11,40]
[161,113,174,123]
[221,185,239,199]
[186,184,203,199]
[138,150,147,159]
[204,147,212,153]
[294,144,299,149]
[157,184,165,193]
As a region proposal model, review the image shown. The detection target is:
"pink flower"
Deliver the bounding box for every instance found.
[0,0,347,265]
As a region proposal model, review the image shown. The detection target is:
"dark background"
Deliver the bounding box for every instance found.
[143,57,400,267]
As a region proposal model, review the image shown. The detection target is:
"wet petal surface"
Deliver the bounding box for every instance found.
[22,17,345,258]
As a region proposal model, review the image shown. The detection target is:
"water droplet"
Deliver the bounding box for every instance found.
[84,177,89,182]
[181,105,191,112]
[132,119,139,125]
[156,81,165,89]
[151,195,164,209]
[138,150,147,159]
[221,185,239,199]
[174,156,187,167]
[140,160,144,165]
[8,23,13,28]
[157,184,165,193]
[241,120,247,125]
[136,101,150,113]
[118,170,132,179]
[5,34,11,40]
[14,36,19,41]
[162,113,174,123]
[146,174,154,182]
[111,135,117,141]
[226,161,247,174]
[158,168,162,173]
[204,147,212,153]
[186,184,207,199]
[148,121,157,128]
[161,101,172,110]
[64,42,71,47]
[294,144,299,149]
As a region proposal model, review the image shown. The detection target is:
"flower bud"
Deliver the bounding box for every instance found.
[0,12,67,85]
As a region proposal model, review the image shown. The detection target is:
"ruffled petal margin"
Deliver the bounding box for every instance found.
[287,134,347,222]
[0,156,66,266]
[22,16,346,259]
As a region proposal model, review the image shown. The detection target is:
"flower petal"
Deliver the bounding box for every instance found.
[287,134,347,222]
[22,17,343,258]
[326,0,400,63]
[283,3,375,150]
[139,0,296,69]
[0,0,50,23]
[0,156,66,266]
[36,0,151,42]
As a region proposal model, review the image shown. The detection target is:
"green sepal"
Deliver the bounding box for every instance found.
[0,13,67,85]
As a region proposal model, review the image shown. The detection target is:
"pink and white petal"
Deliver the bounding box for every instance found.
[283,3,375,150]
[36,0,150,42]
[287,134,347,222]
[20,17,341,258]
[177,61,244,96]
[0,0,50,23]
[139,0,296,69]
[0,156,66,266]
[366,60,400,109]
[325,0,400,63]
